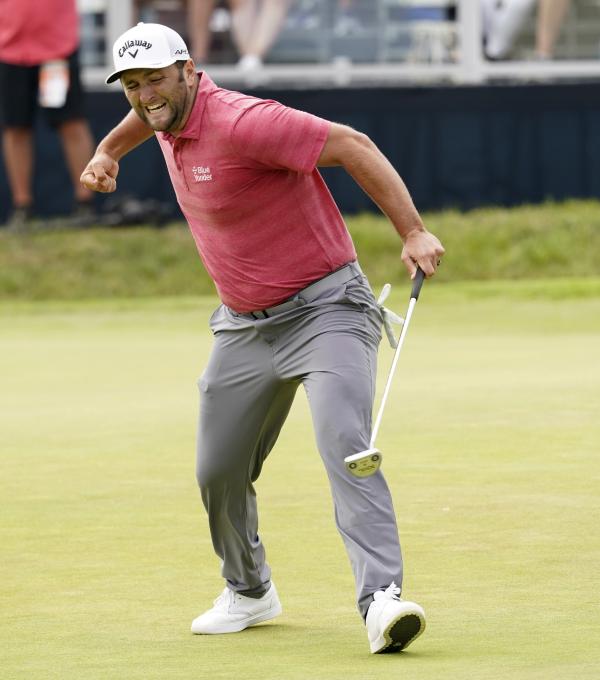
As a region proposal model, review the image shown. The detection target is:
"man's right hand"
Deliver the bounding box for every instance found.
[80,151,119,193]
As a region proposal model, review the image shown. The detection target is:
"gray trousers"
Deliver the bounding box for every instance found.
[195,269,403,618]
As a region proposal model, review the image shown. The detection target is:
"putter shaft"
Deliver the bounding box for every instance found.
[344,269,426,478]
[369,295,417,448]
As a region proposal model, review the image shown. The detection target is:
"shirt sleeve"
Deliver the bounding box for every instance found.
[230,99,331,174]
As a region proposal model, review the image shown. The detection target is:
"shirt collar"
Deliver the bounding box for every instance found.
[158,72,216,144]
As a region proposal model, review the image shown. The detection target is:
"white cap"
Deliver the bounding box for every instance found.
[106,23,190,84]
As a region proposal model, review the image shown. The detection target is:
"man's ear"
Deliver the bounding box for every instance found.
[184,59,197,85]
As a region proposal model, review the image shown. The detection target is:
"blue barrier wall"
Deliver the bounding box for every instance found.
[1,80,599,223]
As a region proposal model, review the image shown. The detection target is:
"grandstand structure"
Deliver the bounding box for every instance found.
[1,1,599,222]
[79,0,600,89]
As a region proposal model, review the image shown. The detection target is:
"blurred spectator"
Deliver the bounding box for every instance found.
[186,1,238,63]
[188,0,220,62]
[481,0,536,60]
[0,0,96,229]
[482,0,575,61]
[535,0,573,59]
[187,0,290,70]
[228,0,291,71]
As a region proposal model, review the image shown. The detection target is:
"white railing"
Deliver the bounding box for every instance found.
[80,0,600,90]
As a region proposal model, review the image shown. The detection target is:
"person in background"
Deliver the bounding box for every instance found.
[481,0,536,60]
[535,0,573,59]
[0,0,96,229]
[186,0,290,71]
[230,0,291,72]
[187,0,220,63]
[482,0,575,61]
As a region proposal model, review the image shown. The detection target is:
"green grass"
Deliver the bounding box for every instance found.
[1,199,599,300]
[353,199,600,284]
[1,282,599,679]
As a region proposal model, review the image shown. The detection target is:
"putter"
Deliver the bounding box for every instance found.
[344,267,426,478]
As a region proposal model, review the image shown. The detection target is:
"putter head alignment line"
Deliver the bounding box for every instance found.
[344,448,382,478]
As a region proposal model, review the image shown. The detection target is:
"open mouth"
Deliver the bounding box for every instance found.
[146,103,167,114]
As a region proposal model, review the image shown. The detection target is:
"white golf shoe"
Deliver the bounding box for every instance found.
[191,583,282,634]
[366,582,426,653]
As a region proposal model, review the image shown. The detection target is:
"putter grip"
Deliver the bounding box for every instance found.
[411,267,426,300]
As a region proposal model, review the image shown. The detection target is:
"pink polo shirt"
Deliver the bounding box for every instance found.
[0,0,79,65]
[156,73,356,312]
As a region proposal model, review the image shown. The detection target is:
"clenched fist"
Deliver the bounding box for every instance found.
[401,229,445,279]
[80,151,119,193]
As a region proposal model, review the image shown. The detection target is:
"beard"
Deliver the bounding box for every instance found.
[133,81,191,133]
[125,68,196,134]
[135,101,180,132]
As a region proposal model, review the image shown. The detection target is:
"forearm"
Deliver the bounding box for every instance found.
[81,111,154,192]
[342,134,425,241]
[318,125,425,241]
[96,109,154,161]
[317,123,444,276]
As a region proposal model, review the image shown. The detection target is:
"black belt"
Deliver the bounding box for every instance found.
[241,261,363,320]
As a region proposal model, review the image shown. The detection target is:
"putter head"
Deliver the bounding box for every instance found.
[344,448,382,478]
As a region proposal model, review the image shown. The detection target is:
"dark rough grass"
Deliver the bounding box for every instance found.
[351,199,600,284]
[1,199,598,300]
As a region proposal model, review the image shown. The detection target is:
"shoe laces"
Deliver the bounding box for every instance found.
[213,587,234,608]
[376,582,401,602]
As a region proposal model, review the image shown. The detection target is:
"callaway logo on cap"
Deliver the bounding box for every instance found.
[106,23,190,84]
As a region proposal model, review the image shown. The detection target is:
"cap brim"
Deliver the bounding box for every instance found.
[105,58,179,84]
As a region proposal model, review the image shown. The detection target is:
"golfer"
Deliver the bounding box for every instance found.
[81,23,445,654]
